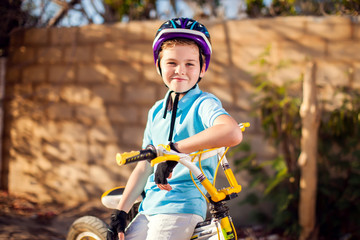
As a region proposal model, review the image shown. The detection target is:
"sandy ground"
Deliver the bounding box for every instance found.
[0,191,110,240]
[0,191,278,240]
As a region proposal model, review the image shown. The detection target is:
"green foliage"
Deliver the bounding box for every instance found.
[270,0,297,16]
[316,87,360,239]
[246,0,266,17]
[234,45,360,239]
[104,0,155,21]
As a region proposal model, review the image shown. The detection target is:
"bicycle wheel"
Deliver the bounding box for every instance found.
[67,215,108,240]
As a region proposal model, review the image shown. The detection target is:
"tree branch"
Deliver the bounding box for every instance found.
[47,0,80,27]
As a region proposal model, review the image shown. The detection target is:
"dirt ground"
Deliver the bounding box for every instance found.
[0,191,279,240]
[0,191,110,240]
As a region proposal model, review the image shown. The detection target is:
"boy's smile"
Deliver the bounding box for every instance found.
[160,44,205,97]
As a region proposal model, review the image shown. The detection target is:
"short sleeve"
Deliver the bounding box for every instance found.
[197,94,229,128]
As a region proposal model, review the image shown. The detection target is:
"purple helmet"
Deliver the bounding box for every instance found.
[152,18,212,71]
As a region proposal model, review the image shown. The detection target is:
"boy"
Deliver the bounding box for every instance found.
[107,18,242,240]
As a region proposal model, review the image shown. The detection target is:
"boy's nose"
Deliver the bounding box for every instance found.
[175,65,185,75]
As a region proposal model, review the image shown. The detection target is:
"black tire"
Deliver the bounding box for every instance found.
[67,215,108,240]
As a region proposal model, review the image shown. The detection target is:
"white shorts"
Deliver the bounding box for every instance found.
[124,213,203,240]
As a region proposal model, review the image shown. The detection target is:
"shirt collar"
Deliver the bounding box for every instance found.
[162,85,202,112]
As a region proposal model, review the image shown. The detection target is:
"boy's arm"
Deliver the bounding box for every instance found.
[116,160,152,212]
[174,114,242,154]
[108,161,152,239]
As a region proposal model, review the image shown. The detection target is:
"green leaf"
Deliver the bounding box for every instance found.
[264,168,289,195]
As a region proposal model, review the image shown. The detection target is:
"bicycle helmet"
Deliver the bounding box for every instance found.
[153,18,212,72]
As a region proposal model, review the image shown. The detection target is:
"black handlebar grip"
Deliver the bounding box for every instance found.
[117,145,157,165]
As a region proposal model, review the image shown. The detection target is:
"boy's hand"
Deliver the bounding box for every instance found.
[155,142,179,191]
[154,160,178,191]
[107,210,127,240]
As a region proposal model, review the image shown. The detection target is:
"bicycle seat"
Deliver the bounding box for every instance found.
[101,186,144,209]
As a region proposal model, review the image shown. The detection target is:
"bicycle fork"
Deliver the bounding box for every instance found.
[210,201,237,240]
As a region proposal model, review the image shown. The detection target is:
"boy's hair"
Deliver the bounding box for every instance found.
[158,38,206,69]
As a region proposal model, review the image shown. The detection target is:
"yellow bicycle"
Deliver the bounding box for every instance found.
[67,123,250,240]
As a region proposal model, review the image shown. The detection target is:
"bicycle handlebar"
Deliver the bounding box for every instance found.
[115,122,250,203]
[117,122,250,167]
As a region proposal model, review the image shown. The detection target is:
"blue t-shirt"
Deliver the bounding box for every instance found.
[139,85,229,219]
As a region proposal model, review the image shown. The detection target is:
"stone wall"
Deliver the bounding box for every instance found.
[2,17,359,215]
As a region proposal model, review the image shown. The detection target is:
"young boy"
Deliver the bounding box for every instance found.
[107,18,242,240]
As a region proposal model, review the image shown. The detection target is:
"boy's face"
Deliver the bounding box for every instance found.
[160,44,205,95]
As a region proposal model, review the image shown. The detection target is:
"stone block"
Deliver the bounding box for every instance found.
[49,65,75,83]
[108,62,141,83]
[278,37,326,62]
[271,63,304,85]
[24,28,48,45]
[209,23,226,44]
[33,120,58,142]
[9,46,35,64]
[43,141,73,162]
[78,63,108,83]
[107,23,128,42]
[92,84,121,102]
[306,16,352,41]
[270,17,307,40]
[22,65,46,83]
[353,62,360,88]
[6,66,21,82]
[50,27,77,45]
[75,105,107,125]
[143,64,160,83]
[47,103,73,120]
[61,85,92,104]
[227,19,277,44]
[316,61,351,86]
[60,122,87,142]
[139,106,151,125]
[89,124,118,143]
[328,40,360,61]
[94,41,126,62]
[89,165,114,190]
[89,144,105,162]
[354,18,360,40]
[64,45,92,63]
[72,142,89,163]
[126,42,153,64]
[125,21,147,42]
[108,105,138,123]
[230,43,272,72]
[124,84,156,105]
[234,85,255,111]
[38,47,63,63]
[78,25,107,43]
[212,45,230,66]
[122,126,144,146]
[35,84,61,102]
[9,29,24,47]
[143,20,161,39]
[11,117,42,155]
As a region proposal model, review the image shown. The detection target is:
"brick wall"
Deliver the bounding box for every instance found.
[3,17,359,213]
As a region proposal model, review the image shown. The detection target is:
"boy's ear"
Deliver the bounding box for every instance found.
[156,60,161,75]
[199,64,206,78]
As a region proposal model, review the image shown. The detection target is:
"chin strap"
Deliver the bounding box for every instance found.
[162,84,197,142]
[163,91,180,142]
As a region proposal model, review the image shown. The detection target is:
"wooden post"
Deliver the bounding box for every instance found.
[298,62,320,240]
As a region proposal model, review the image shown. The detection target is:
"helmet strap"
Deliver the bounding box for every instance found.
[162,84,197,142]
